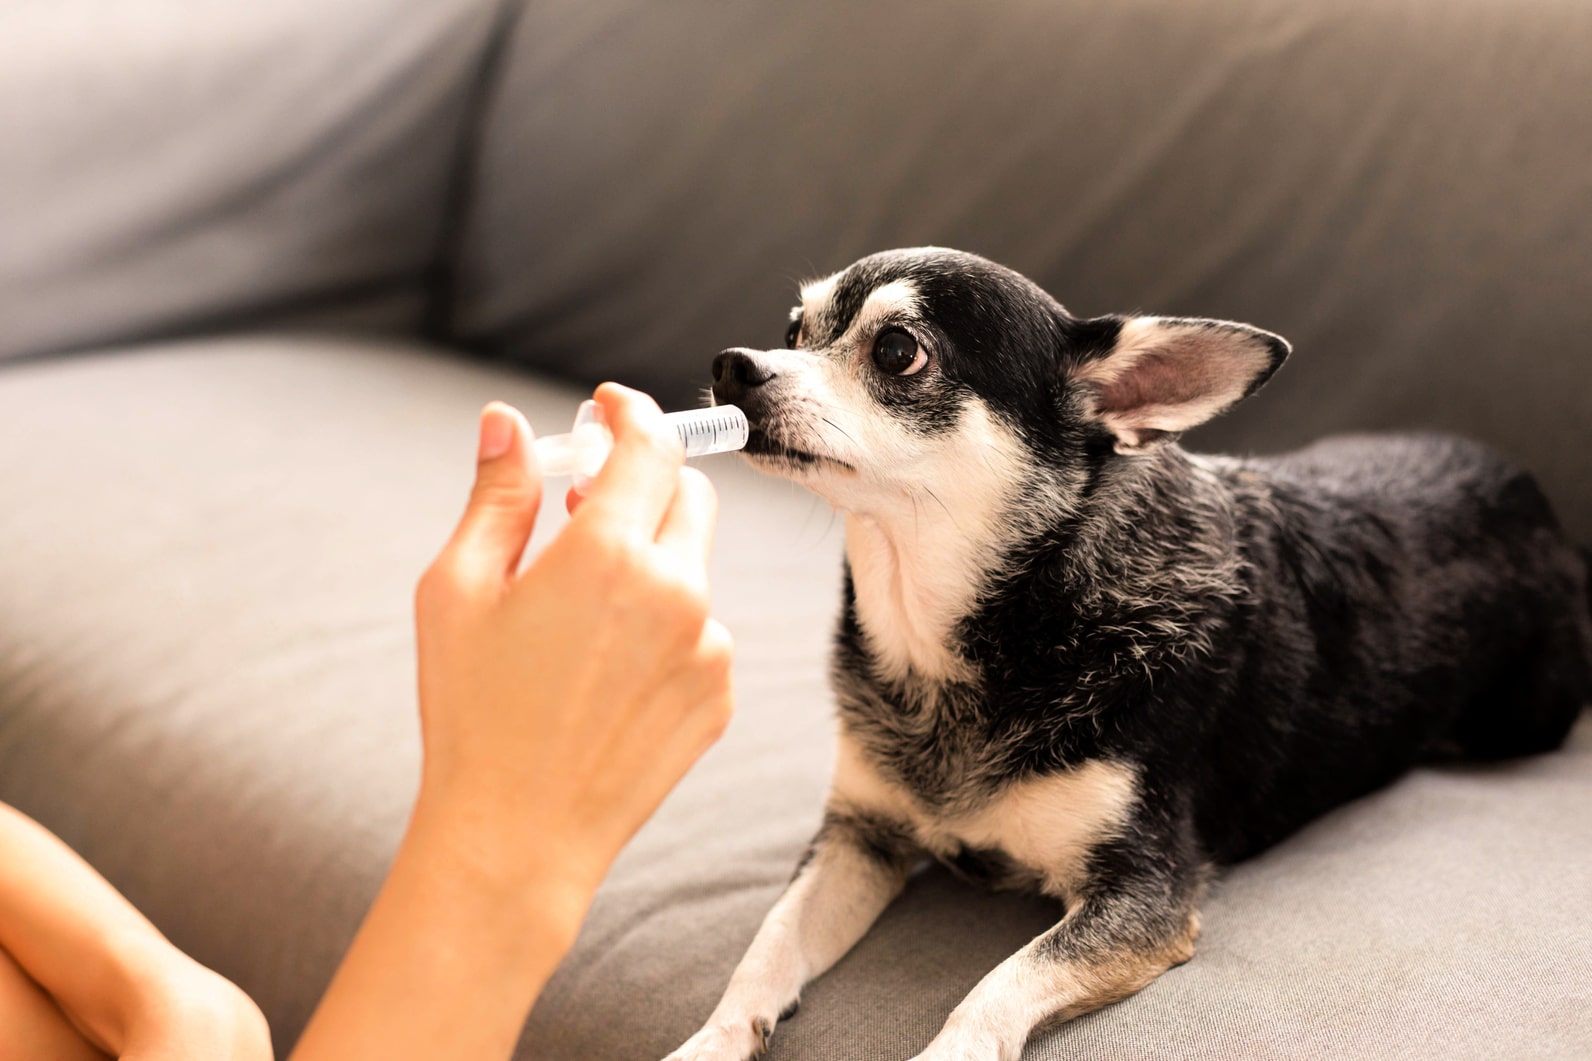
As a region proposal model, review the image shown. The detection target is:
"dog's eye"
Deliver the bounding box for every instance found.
[871,328,927,376]
[785,319,802,348]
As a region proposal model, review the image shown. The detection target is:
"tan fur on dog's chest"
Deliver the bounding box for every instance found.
[830,735,1140,899]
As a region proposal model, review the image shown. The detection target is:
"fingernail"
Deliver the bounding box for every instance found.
[478,406,514,461]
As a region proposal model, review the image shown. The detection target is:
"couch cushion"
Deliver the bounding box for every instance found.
[447,0,1592,543]
[0,334,846,1052]
[0,0,502,361]
[1,337,1587,1059]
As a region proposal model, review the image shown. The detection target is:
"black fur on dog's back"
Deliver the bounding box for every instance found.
[1200,433,1590,858]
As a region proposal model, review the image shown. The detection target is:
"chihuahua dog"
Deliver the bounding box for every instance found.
[666,248,1592,1061]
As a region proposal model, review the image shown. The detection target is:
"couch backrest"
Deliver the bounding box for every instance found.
[0,0,502,361]
[447,0,1592,541]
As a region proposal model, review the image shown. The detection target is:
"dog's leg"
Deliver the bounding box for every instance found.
[664,808,917,1061]
[912,875,1200,1061]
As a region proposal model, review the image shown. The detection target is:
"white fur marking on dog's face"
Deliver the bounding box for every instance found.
[799,275,918,355]
[798,272,840,331]
[854,279,919,331]
[742,274,1062,682]
[752,278,956,490]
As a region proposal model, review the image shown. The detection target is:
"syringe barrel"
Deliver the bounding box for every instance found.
[532,403,750,486]
[669,405,749,457]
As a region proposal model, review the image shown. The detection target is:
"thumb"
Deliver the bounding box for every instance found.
[442,402,544,585]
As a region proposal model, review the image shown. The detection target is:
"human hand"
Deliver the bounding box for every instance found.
[412,384,734,926]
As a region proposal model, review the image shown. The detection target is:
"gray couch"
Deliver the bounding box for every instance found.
[2,1,1588,1058]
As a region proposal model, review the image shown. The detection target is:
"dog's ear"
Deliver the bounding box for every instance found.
[1067,316,1290,453]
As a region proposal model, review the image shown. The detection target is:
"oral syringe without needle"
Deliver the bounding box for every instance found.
[533,401,750,489]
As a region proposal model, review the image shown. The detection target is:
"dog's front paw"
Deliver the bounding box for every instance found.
[663,1015,776,1061]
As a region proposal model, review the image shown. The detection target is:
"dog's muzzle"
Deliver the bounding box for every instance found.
[711,348,777,408]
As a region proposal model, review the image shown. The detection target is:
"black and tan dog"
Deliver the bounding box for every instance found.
[666,247,1592,1061]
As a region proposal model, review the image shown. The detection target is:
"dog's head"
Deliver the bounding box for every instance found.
[711,247,1289,519]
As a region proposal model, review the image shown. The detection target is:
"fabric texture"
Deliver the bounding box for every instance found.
[449,0,1592,542]
[2,0,1590,1056]
[0,0,503,362]
[0,337,1587,1059]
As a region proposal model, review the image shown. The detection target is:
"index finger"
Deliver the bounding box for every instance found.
[571,383,684,536]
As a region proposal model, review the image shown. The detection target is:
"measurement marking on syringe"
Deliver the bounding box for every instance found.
[672,407,750,457]
[534,404,748,484]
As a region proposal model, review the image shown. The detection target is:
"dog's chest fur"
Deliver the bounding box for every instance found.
[830,732,1138,898]
[827,587,1153,899]
[816,464,1244,895]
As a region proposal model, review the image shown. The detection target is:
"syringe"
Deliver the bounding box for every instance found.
[534,401,749,490]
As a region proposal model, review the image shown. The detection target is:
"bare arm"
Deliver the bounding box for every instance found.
[0,802,270,1060]
[289,385,733,1059]
[0,386,726,1061]
[283,798,585,1060]
[0,944,109,1060]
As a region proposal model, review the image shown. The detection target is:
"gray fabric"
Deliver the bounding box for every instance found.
[3,0,1589,1054]
[0,0,502,361]
[1,336,1587,1059]
[450,0,1592,542]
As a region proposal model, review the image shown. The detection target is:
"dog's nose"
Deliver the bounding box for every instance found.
[712,348,776,389]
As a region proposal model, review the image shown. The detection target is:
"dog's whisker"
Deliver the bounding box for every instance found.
[820,415,859,446]
[921,485,954,521]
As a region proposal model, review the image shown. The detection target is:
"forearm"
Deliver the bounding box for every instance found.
[0,944,111,1060]
[289,792,594,1061]
[0,803,267,1058]
[0,803,192,1050]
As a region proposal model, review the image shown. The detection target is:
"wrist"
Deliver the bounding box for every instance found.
[85,931,266,1057]
[119,960,271,1059]
[403,786,605,960]
[287,789,603,1059]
